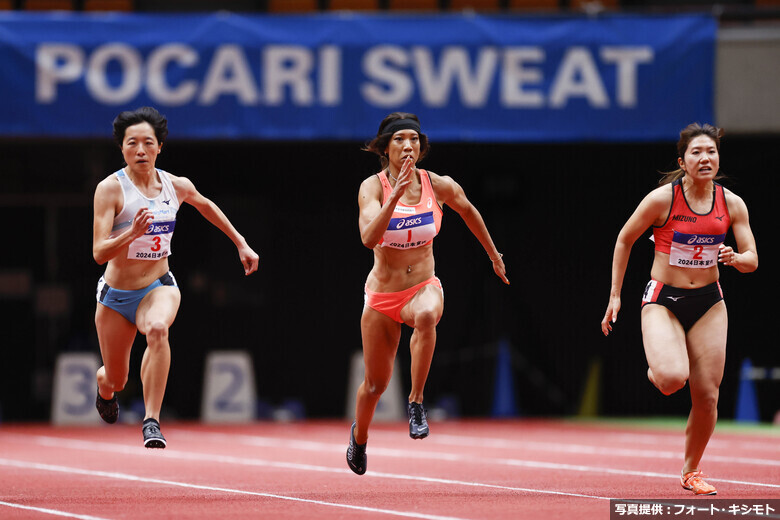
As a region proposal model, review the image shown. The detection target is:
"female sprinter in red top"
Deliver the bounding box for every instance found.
[347,112,509,475]
[602,123,757,495]
[93,107,259,448]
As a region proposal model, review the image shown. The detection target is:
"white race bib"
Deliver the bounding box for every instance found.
[127,219,175,260]
[669,231,725,269]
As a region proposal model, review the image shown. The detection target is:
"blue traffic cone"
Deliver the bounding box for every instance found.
[491,339,518,417]
[735,358,760,422]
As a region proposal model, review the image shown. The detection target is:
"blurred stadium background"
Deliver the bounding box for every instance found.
[0,0,777,426]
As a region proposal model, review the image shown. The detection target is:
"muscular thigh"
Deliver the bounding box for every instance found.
[135,286,181,335]
[361,306,401,381]
[641,304,688,372]
[400,284,443,327]
[686,301,727,389]
[95,303,137,371]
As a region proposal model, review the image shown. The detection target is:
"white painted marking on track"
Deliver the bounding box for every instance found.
[607,432,780,453]
[424,433,780,467]
[0,500,111,520]
[7,432,780,498]
[162,429,780,484]
[0,458,471,520]
[172,430,780,490]
[170,428,780,468]
[5,435,615,501]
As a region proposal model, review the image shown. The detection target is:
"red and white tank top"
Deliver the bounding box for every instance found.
[652,179,730,269]
[110,168,179,260]
[378,169,443,250]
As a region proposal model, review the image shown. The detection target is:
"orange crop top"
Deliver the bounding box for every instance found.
[377,169,443,250]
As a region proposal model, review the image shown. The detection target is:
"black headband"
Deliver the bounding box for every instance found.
[381,118,421,136]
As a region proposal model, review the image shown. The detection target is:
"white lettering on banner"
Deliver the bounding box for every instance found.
[318,46,341,106]
[361,45,413,107]
[263,45,314,106]
[147,44,199,105]
[35,43,339,107]
[361,44,654,109]
[36,44,85,103]
[34,42,654,110]
[86,43,143,104]
[412,47,498,108]
[501,47,545,107]
[200,44,259,105]
[549,47,608,108]
[601,46,654,107]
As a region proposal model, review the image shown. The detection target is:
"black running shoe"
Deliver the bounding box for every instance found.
[95,388,119,424]
[142,418,167,449]
[346,421,366,475]
[408,401,429,439]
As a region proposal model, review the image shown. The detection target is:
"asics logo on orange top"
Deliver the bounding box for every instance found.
[392,214,432,230]
[377,169,443,250]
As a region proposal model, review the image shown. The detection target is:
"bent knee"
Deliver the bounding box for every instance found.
[650,368,689,396]
[411,308,440,330]
[143,320,169,341]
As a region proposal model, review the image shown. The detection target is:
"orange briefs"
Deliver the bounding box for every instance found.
[364,276,443,323]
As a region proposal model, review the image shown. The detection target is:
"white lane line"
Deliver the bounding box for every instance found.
[422,434,780,467]
[600,432,780,453]
[364,426,780,454]
[7,435,615,501]
[9,433,780,496]
[0,458,471,520]
[0,500,111,520]
[164,429,780,481]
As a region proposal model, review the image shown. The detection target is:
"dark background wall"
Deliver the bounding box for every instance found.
[1,133,775,422]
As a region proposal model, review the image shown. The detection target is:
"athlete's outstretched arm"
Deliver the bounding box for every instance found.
[602,188,669,335]
[174,176,259,275]
[430,173,508,285]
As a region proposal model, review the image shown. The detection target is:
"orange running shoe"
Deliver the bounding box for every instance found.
[681,470,717,495]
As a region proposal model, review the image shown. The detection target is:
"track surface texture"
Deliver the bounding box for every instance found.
[1,419,778,519]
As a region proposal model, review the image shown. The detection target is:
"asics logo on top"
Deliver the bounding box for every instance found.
[396,217,423,229]
[146,221,176,235]
[686,235,716,245]
[389,213,434,231]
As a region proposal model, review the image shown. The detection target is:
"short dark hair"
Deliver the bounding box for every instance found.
[362,112,429,170]
[112,106,168,147]
[659,123,724,185]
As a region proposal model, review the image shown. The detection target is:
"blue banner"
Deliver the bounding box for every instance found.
[0,12,715,142]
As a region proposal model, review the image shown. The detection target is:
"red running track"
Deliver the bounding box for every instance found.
[1,419,778,519]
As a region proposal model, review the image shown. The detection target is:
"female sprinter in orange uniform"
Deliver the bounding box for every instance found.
[93,107,259,448]
[602,123,757,495]
[347,112,509,475]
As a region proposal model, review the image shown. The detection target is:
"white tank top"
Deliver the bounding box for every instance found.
[110,169,180,260]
